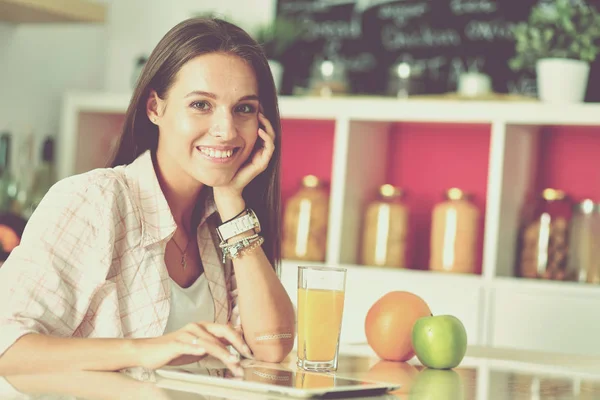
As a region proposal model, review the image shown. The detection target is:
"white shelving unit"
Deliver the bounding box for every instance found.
[59,91,600,357]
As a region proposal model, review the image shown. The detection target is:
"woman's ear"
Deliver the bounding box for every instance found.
[146,90,161,125]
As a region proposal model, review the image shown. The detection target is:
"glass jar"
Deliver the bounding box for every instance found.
[429,188,479,274]
[567,199,600,284]
[308,58,348,97]
[282,175,329,262]
[516,188,572,280]
[360,184,409,268]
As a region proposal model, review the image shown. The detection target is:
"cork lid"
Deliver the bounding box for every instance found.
[445,188,470,201]
[379,184,403,199]
[302,175,322,188]
[542,188,567,201]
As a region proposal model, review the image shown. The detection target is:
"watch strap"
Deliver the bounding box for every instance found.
[217,209,260,242]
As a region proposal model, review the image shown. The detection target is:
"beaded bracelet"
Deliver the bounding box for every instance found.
[221,235,264,263]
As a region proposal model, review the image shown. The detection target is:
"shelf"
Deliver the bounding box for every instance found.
[385,122,490,273]
[336,120,491,273]
[491,277,600,356]
[61,92,600,125]
[0,0,106,23]
[278,96,600,125]
[493,124,600,279]
[494,276,600,298]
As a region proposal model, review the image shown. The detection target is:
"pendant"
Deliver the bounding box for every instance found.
[181,254,187,269]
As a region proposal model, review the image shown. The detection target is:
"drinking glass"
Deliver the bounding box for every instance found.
[297,266,347,372]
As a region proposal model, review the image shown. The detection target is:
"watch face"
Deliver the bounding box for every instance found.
[250,210,261,233]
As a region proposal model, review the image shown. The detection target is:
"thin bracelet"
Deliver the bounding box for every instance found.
[221,208,248,224]
[219,233,259,248]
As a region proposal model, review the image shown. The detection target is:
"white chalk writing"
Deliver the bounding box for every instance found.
[301,16,362,40]
[382,25,461,50]
[450,0,497,15]
[378,3,429,25]
[465,20,517,41]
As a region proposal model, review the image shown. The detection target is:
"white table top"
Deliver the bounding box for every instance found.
[2,345,600,399]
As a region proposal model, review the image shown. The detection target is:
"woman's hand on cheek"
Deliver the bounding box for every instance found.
[213,112,275,219]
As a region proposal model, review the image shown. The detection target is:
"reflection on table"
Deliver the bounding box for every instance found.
[1,348,600,399]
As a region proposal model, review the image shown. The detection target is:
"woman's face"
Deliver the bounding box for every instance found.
[150,52,260,189]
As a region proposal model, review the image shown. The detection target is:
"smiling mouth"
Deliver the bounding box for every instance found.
[196,146,240,160]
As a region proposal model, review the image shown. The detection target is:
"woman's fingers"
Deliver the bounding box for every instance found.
[204,323,253,359]
[179,323,244,375]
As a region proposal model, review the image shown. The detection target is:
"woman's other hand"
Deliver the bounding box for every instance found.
[133,322,252,375]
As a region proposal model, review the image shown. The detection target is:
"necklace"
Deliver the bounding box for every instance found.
[171,235,191,269]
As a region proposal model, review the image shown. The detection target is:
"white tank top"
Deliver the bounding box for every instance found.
[164,274,215,334]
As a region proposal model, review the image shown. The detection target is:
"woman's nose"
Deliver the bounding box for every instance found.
[208,108,236,140]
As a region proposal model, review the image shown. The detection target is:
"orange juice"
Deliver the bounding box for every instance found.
[297,288,345,361]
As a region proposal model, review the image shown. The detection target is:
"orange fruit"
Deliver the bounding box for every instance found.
[365,291,431,361]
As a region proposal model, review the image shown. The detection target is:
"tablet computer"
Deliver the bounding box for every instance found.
[155,362,400,399]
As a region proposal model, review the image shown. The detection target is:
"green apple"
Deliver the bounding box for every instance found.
[411,315,467,369]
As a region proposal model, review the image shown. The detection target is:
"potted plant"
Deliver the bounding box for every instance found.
[254,17,304,93]
[509,0,600,103]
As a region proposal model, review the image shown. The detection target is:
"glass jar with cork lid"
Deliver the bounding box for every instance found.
[516,188,573,280]
[566,199,600,284]
[360,184,409,268]
[282,175,329,262]
[429,188,480,274]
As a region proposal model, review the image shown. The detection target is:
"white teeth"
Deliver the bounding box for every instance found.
[199,147,234,159]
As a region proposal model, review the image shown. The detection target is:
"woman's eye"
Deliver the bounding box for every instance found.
[236,104,256,114]
[191,101,211,111]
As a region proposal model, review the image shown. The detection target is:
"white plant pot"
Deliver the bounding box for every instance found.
[536,58,590,103]
[268,60,283,94]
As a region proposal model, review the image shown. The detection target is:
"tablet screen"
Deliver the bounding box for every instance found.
[168,364,376,389]
[156,362,399,397]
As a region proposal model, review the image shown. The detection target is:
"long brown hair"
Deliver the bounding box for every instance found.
[109,17,282,271]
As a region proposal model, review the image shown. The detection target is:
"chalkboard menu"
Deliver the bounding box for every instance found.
[275,0,600,100]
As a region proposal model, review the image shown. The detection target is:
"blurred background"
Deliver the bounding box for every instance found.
[2,0,600,366]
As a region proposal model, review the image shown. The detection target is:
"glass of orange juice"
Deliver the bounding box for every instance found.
[297,266,346,372]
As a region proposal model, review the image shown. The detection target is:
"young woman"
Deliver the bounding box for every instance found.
[0,17,295,376]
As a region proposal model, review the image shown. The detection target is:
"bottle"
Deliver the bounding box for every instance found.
[429,188,479,274]
[25,137,56,218]
[360,184,409,268]
[516,188,572,280]
[0,132,18,213]
[567,199,600,284]
[282,175,329,262]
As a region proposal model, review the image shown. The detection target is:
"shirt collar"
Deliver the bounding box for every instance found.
[125,150,218,247]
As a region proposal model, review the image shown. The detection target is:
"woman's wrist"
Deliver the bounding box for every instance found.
[213,189,246,221]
